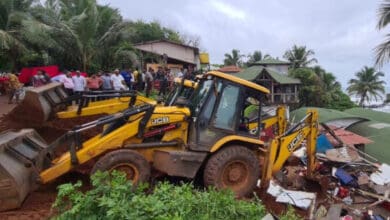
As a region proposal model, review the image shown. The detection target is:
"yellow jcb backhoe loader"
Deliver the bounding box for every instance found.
[0,71,317,211]
[15,78,197,124]
[16,83,152,124]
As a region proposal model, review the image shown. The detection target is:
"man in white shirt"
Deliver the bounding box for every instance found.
[111,69,127,90]
[176,68,184,78]
[72,71,86,103]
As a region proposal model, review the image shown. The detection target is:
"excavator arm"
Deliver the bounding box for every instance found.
[261,109,318,188]
[246,106,288,137]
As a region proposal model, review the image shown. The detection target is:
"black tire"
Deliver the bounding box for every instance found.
[203,145,260,197]
[91,149,151,185]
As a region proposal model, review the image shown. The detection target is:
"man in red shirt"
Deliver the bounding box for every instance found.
[86,74,103,101]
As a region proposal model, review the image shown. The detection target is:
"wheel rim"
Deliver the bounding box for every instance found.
[110,163,139,183]
[221,160,249,191]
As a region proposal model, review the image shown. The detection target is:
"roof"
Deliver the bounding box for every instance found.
[291,107,390,163]
[133,39,199,64]
[235,66,264,81]
[324,125,372,146]
[217,65,242,73]
[347,121,390,163]
[344,108,390,124]
[207,71,270,94]
[266,68,301,84]
[290,107,368,124]
[235,66,300,84]
[134,39,199,51]
[252,58,291,65]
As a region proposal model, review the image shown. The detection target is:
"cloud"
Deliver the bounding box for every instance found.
[98,0,390,89]
[209,0,247,20]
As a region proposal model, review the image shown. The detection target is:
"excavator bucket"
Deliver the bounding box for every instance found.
[18,83,69,124]
[0,129,50,211]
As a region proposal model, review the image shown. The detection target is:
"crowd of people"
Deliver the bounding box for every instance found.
[1,66,197,104]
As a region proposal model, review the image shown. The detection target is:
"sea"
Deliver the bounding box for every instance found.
[349,86,390,113]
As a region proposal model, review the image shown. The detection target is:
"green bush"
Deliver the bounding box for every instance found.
[52,171,300,219]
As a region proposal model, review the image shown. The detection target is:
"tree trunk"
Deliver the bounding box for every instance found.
[359,91,367,107]
[82,52,87,73]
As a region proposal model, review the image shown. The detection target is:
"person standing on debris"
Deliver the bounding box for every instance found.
[72,70,86,103]
[145,67,154,97]
[32,70,48,87]
[111,69,127,91]
[7,72,22,104]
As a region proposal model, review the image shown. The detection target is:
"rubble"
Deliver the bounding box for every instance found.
[267,180,316,209]
[370,164,390,186]
[261,122,390,219]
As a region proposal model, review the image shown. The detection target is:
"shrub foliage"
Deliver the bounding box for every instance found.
[53,171,269,220]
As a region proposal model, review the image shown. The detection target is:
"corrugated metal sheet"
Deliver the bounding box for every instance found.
[291,107,390,163]
[324,126,372,146]
[344,108,390,124]
[348,121,390,164]
[290,107,368,124]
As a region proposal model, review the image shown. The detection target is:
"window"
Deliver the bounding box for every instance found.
[190,79,213,115]
[213,84,240,130]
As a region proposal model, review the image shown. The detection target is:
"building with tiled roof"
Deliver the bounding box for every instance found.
[217,65,242,73]
[235,58,300,104]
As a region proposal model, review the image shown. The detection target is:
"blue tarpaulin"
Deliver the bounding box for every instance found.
[316,134,333,153]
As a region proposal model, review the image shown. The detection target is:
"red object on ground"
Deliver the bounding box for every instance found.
[337,186,349,198]
[382,201,390,211]
[0,77,9,83]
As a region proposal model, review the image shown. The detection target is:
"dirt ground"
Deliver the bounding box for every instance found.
[0,95,95,220]
[0,95,54,219]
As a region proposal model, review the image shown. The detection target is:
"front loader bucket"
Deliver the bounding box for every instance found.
[19,83,69,123]
[0,129,50,211]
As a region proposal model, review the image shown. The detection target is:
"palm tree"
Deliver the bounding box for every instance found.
[313,65,341,91]
[31,0,132,72]
[347,66,386,106]
[375,0,390,67]
[247,50,271,63]
[0,0,40,70]
[223,49,244,66]
[283,45,318,68]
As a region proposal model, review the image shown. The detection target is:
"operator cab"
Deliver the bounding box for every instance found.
[188,71,270,151]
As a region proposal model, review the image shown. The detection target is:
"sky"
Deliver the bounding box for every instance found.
[99,0,390,89]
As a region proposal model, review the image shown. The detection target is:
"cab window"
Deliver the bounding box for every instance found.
[212,84,240,131]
